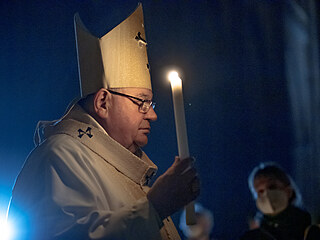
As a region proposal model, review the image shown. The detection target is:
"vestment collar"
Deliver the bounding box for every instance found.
[34,104,157,186]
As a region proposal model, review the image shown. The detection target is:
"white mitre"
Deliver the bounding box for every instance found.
[74,3,152,97]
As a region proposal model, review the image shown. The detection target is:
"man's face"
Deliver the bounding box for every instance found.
[104,87,157,153]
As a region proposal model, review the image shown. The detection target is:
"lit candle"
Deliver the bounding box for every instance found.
[168,71,196,225]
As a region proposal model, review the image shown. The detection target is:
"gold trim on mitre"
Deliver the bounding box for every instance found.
[74,3,152,97]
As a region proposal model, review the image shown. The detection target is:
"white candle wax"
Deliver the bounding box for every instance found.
[169,74,189,159]
[168,71,196,225]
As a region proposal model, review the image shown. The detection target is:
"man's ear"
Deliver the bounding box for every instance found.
[93,88,110,118]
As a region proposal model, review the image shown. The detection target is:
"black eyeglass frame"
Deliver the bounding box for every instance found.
[107,89,156,113]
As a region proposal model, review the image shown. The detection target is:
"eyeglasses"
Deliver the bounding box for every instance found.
[108,89,156,114]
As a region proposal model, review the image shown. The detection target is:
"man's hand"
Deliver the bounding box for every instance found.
[147,156,200,220]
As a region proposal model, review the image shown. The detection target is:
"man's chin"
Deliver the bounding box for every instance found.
[135,137,148,148]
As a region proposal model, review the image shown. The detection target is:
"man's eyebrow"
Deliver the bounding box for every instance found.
[137,93,151,99]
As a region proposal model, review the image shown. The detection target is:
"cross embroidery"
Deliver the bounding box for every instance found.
[135,32,147,46]
[78,127,93,138]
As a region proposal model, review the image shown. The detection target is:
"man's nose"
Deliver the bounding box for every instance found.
[145,107,157,122]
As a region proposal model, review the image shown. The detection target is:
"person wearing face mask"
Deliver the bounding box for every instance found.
[240,162,311,240]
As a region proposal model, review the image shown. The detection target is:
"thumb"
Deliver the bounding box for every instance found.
[172,156,180,166]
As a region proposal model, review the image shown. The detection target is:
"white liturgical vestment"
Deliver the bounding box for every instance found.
[8,104,181,240]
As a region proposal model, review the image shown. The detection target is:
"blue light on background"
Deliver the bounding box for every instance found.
[0,195,13,240]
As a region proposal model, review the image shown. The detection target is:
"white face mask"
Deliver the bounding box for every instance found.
[256,189,289,215]
[186,225,204,238]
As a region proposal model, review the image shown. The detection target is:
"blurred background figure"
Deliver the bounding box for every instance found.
[240,162,311,240]
[246,211,260,230]
[179,203,214,240]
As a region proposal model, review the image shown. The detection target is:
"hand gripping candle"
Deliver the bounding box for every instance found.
[168,71,196,225]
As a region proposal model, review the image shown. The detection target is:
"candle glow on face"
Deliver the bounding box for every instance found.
[168,71,182,89]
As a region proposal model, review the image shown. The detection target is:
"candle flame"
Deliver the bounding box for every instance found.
[168,71,182,88]
[168,71,179,81]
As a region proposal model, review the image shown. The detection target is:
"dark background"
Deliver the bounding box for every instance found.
[0,0,319,239]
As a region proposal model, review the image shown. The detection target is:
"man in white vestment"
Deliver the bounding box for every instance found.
[7,4,200,240]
